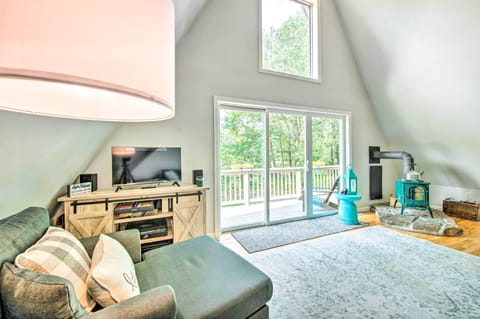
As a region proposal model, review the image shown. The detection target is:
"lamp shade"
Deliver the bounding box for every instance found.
[0,0,174,122]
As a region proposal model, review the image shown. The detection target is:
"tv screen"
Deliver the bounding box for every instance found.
[112,146,181,186]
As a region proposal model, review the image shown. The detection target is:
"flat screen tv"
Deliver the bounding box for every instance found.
[112,146,181,186]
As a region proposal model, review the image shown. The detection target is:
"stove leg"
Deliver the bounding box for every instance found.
[428,206,433,218]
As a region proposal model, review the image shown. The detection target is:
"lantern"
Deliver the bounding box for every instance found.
[343,165,358,195]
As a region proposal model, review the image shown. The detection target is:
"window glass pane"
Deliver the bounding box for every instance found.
[269,113,306,222]
[262,0,311,78]
[219,109,266,229]
[312,117,340,167]
[311,117,341,214]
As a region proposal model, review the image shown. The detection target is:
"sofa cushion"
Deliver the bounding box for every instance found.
[0,262,87,319]
[135,236,273,319]
[0,207,51,318]
[15,226,96,312]
[0,207,50,269]
[87,234,140,307]
[80,229,142,263]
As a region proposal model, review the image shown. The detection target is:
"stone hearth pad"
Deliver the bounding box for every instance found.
[375,206,463,236]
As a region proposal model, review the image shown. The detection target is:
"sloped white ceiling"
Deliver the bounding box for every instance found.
[335,0,480,190]
[173,0,209,43]
[0,111,117,217]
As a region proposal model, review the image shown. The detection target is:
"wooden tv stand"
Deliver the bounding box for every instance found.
[57,185,208,248]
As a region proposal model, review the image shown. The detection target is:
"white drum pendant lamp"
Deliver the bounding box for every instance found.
[0,0,175,122]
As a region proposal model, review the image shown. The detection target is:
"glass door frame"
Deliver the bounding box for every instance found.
[214,96,351,235]
[216,105,268,232]
[266,109,307,224]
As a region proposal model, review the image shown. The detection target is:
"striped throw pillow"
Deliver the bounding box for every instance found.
[14,227,96,312]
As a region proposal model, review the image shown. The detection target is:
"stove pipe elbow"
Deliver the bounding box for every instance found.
[373,151,415,178]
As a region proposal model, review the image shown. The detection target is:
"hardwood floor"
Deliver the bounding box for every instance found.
[359,211,480,256]
[220,212,480,257]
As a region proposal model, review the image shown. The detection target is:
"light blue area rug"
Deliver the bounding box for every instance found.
[245,226,480,319]
[232,214,367,253]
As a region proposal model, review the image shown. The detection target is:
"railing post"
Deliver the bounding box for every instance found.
[296,170,302,195]
[243,171,250,206]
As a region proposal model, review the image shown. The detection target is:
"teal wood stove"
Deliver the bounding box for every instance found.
[394,179,433,217]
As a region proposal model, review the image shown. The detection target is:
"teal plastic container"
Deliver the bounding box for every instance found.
[337,193,362,225]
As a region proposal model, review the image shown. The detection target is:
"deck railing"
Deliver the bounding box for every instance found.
[220,165,339,206]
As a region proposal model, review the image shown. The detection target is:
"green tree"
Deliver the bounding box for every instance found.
[312,118,339,166]
[263,13,310,77]
[269,114,304,168]
[220,111,339,170]
[220,111,264,169]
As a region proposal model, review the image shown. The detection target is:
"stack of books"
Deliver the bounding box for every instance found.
[114,201,156,219]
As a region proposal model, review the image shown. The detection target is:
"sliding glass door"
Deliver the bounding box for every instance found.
[268,112,307,222]
[215,97,349,232]
[218,108,266,230]
[309,116,342,216]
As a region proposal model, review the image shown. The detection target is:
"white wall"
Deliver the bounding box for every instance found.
[0,110,117,218]
[173,0,209,43]
[430,185,480,209]
[335,0,480,205]
[87,0,394,233]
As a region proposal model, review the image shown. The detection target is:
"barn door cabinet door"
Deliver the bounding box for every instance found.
[64,202,114,238]
[173,192,206,242]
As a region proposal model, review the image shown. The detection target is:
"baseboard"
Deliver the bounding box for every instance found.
[358,206,372,213]
[363,204,443,211]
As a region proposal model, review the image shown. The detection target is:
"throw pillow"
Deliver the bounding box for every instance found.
[87,234,140,307]
[0,262,87,319]
[14,226,95,312]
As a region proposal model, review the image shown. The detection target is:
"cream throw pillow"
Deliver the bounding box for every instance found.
[14,226,96,312]
[87,234,140,307]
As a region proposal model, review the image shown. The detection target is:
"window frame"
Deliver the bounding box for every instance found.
[259,0,321,82]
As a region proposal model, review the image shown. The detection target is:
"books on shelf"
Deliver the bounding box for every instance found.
[114,202,135,213]
[115,212,133,219]
[137,201,155,209]
[114,201,156,215]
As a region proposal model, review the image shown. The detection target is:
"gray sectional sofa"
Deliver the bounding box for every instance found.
[0,207,273,319]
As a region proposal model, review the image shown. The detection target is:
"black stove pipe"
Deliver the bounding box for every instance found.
[373,151,414,178]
